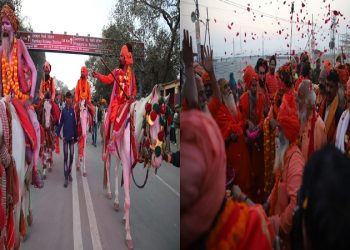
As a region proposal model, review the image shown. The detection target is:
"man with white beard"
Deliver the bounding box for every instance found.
[297,80,327,161]
[0,3,43,188]
[218,78,238,118]
[199,46,252,194]
[265,92,305,250]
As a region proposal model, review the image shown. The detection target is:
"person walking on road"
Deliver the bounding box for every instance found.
[56,92,78,188]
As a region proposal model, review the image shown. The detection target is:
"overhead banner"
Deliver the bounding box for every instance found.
[18,32,116,56]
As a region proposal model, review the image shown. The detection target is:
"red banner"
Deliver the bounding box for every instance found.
[18,32,116,56]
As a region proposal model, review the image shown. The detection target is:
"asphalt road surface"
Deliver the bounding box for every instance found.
[22,136,180,250]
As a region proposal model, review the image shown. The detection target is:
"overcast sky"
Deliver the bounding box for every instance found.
[181,0,350,58]
[21,0,116,90]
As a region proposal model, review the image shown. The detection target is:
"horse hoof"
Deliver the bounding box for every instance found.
[114,202,119,211]
[106,193,112,200]
[83,172,87,177]
[27,210,33,226]
[125,239,134,250]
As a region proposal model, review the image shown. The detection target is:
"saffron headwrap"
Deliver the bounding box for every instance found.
[243,65,258,90]
[120,44,133,65]
[43,61,51,72]
[201,72,211,85]
[181,110,226,249]
[0,3,19,32]
[277,93,300,143]
[81,66,88,76]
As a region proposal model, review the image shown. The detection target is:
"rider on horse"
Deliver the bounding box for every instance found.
[74,66,94,161]
[0,3,43,189]
[92,43,137,159]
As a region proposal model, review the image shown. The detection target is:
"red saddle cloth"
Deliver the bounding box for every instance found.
[11,99,36,150]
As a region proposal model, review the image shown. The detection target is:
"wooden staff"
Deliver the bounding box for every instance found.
[100,58,130,100]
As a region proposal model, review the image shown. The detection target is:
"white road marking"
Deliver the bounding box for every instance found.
[72,156,83,250]
[82,172,103,250]
[155,174,180,198]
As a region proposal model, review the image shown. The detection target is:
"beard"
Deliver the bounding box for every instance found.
[1,32,14,60]
[44,74,50,81]
[223,92,237,117]
[298,106,308,125]
[273,134,290,172]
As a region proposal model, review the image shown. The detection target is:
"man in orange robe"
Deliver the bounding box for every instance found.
[267,92,304,250]
[297,79,327,161]
[93,43,137,157]
[266,55,279,100]
[239,65,265,203]
[319,69,344,144]
[74,66,94,159]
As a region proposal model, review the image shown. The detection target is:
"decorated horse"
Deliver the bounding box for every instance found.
[0,99,36,249]
[103,85,172,249]
[76,99,89,176]
[37,98,57,179]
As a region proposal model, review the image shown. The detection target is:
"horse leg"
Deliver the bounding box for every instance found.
[76,143,81,171]
[106,154,112,199]
[29,110,43,188]
[113,156,120,211]
[27,182,33,227]
[82,136,87,177]
[120,129,133,249]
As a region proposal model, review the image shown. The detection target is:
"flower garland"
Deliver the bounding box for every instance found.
[206,198,249,249]
[78,79,88,100]
[263,117,275,196]
[143,97,173,158]
[1,39,28,100]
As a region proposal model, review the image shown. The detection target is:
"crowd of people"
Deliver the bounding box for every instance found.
[181,29,350,250]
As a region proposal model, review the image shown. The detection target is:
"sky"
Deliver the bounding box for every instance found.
[21,0,116,90]
[180,0,350,58]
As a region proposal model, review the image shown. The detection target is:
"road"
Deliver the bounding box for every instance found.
[22,136,180,250]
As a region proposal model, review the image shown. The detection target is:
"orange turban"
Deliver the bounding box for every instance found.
[0,3,19,32]
[324,60,332,73]
[81,66,88,75]
[201,71,211,84]
[120,44,133,65]
[277,93,300,143]
[181,110,226,249]
[43,61,51,72]
[243,65,258,90]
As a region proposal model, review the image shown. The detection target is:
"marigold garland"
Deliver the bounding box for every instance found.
[206,198,250,250]
[263,117,275,196]
[77,79,88,100]
[1,39,28,100]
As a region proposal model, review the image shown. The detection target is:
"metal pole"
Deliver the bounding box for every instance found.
[195,0,201,63]
[290,2,294,59]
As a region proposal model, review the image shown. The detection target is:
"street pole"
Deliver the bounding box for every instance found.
[290,2,294,59]
[195,0,201,63]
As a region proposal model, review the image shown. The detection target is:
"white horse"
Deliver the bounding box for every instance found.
[103,85,169,249]
[76,99,89,176]
[40,100,55,178]
[0,100,32,249]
